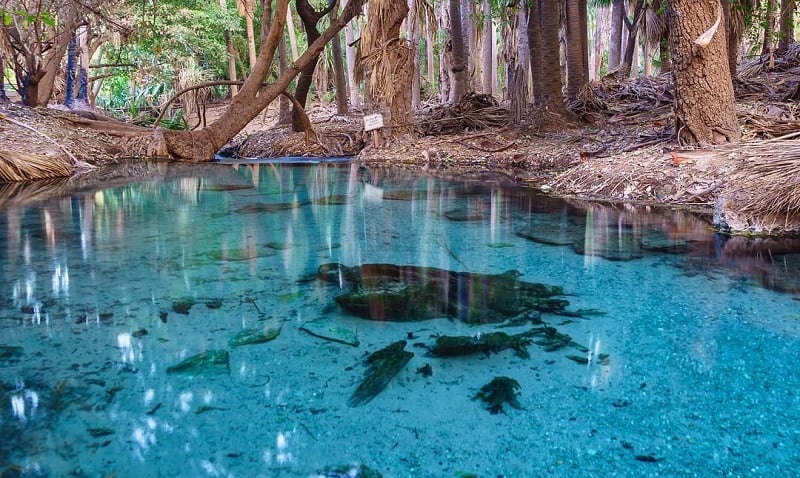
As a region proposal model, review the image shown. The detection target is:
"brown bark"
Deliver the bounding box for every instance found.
[762,0,778,57]
[331,7,349,115]
[292,0,336,131]
[157,0,367,161]
[360,0,412,136]
[449,0,468,102]
[778,0,796,53]
[526,2,543,104]
[538,0,566,114]
[668,0,740,145]
[481,0,493,95]
[565,0,588,102]
[608,0,624,69]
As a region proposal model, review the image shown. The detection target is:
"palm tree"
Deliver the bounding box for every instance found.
[449,0,469,102]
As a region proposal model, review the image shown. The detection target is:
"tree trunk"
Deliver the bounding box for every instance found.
[538,0,566,113]
[243,0,258,69]
[408,3,421,110]
[461,0,477,92]
[668,0,740,145]
[618,0,644,77]
[526,2,543,104]
[565,0,588,101]
[449,0,468,102]
[64,33,78,108]
[439,1,453,103]
[778,0,796,53]
[609,0,624,70]
[426,23,436,88]
[481,0,493,95]
[286,8,300,61]
[762,0,778,56]
[276,29,292,125]
[360,0,412,137]
[345,20,361,109]
[76,26,90,106]
[156,0,367,160]
[331,7,349,114]
[292,0,336,131]
[219,0,239,96]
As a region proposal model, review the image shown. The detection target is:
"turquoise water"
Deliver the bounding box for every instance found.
[1,162,799,477]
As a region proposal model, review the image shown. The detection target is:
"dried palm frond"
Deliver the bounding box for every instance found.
[416,92,509,135]
[357,0,414,133]
[0,151,74,182]
[642,2,666,49]
[723,139,800,224]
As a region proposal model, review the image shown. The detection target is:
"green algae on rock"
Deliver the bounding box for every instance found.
[473,376,522,414]
[317,263,569,324]
[166,350,230,375]
[229,327,281,346]
[0,345,23,363]
[427,330,534,358]
[348,340,413,407]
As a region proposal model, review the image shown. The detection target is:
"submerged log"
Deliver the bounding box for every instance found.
[317,263,568,324]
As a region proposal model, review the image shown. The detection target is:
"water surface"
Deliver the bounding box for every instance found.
[1,162,799,477]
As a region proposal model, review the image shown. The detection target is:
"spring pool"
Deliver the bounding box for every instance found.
[1,162,799,477]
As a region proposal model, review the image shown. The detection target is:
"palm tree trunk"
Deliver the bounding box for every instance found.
[778,0,796,53]
[526,1,543,104]
[565,0,588,101]
[538,0,565,112]
[608,0,624,70]
[449,0,468,102]
[481,0,493,95]
[762,0,778,56]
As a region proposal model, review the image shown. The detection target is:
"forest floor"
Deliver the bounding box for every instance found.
[1,50,799,233]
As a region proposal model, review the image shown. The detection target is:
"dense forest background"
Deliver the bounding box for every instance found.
[0,1,796,157]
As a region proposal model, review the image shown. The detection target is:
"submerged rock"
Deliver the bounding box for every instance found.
[348,340,413,407]
[317,263,568,324]
[572,226,644,261]
[229,327,281,346]
[166,350,230,375]
[171,298,197,315]
[235,201,308,214]
[0,345,23,363]
[517,221,583,247]
[428,330,536,359]
[473,376,522,414]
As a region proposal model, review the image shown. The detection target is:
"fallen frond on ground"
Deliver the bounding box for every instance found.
[415,93,510,136]
[717,136,800,234]
[0,151,76,182]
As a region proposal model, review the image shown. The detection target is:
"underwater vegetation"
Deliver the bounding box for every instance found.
[348,341,414,407]
[229,327,281,346]
[166,350,230,375]
[317,263,569,324]
[0,345,23,364]
[473,376,522,414]
[299,321,360,347]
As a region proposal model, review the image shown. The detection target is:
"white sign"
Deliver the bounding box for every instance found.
[363,113,384,132]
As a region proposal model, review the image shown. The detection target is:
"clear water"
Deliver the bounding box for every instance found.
[1,162,799,478]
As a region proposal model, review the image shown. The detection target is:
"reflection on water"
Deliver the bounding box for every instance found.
[0,162,799,477]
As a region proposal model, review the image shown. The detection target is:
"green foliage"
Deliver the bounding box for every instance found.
[95,0,252,124]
